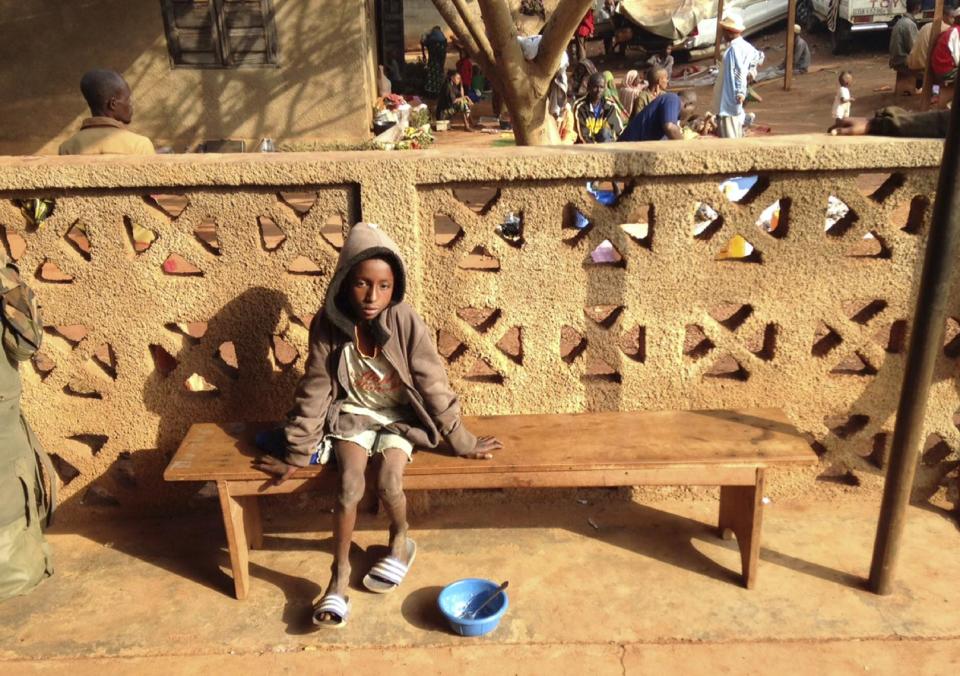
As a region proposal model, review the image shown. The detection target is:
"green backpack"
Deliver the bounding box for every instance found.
[0,253,55,601]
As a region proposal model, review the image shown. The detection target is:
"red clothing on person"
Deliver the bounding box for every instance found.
[457,57,474,87]
[931,25,960,78]
[576,9,595,38]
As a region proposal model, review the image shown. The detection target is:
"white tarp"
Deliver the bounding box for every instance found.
[618,0,771,40]
[618,0,719,39]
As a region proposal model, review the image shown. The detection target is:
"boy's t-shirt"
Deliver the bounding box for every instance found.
[833,86,852,120]
[341,342,410,425]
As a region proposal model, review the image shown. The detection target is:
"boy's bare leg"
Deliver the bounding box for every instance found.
[318,440,368,619]
[377,448,410,562]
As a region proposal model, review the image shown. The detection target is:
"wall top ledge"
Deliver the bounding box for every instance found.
[0,135,941,191]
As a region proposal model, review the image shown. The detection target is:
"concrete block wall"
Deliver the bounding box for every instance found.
[0,137,956,519]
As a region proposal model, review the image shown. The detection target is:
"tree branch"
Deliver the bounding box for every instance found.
[534,0,594,78]
[431,0,500,92]
[451,0,496,66]
[476,0,530,92]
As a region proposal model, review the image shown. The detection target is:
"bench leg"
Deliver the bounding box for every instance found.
[217,481,251,600]
[241,495,264,550]
[718,469,765,589]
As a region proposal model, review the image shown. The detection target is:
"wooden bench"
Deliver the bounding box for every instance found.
[164,408,817,600]
[894,69,919,97]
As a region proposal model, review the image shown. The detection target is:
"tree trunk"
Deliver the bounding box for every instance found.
[430,0,593,146]
[507,89,559,145]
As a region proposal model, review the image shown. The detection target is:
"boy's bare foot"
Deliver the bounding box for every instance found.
[315,563,351,622]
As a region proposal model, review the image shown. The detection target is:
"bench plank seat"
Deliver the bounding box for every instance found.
[165,408,817,600]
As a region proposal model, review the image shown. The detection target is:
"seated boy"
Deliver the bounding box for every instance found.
[255,223,501,627]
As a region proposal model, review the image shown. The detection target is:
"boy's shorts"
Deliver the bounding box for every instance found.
[311,429,413,465]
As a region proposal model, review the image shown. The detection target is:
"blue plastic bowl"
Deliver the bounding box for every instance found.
[437,578,509,637]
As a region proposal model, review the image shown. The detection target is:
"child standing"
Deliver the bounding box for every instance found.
[833,71,855,128]
[255,223,501,628]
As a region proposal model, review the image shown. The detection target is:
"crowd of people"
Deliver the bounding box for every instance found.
[889,0,960,98]
[562,11,763,144]
[55,4,960,161]
[412,0,960,144]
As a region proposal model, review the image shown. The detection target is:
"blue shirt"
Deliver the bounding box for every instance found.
[618,93,682,142]
[713,36,764,118]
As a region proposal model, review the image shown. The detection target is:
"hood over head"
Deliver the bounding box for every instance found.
[324,222,407,341]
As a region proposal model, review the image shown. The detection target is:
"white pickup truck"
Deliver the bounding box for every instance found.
[797,0,936,53]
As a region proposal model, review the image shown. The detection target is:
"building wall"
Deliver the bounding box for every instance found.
[0,137,955,520]
[0,0,376,155]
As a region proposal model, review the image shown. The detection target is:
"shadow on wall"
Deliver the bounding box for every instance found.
[72,286,299,515]
[0,0,372,154]
[142,286,297,458]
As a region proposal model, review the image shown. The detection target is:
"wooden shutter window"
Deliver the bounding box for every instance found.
[160,0,279,68]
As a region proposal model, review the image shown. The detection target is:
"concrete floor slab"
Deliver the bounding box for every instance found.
[0,497,957,672]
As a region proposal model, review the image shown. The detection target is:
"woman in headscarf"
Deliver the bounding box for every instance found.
[618,70,645,120]
[420,26,447,97]
[602,71,628,120]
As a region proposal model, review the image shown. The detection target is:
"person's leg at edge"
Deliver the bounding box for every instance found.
[317,440,368,620]
[377,447,410,563]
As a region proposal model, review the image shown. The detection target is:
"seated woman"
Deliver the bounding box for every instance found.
[435,70,474,131]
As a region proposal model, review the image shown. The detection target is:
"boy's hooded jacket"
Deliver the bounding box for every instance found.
[283,223,477,467]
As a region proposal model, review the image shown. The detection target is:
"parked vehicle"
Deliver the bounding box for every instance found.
[609,0,788,55]
[798,0,936,54]
[680,0,790,53]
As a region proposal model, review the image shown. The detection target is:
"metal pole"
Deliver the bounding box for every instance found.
[714,0,726,64]
[784,0,797,91]
[921,0,944,110]
[869,81,960,595]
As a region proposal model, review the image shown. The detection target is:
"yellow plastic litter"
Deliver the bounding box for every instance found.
[717,234,754,260]
[131,222,157,251]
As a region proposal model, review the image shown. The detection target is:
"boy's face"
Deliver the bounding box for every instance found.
[842,74,853,87]
[347,258,395,322]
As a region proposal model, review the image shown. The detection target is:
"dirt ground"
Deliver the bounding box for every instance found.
[428,25,930,149]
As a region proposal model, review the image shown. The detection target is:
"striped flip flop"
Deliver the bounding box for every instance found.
[311,593,350,628]
[362,538,417,594]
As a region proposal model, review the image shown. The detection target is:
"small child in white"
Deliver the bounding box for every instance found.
[833,71,854,128]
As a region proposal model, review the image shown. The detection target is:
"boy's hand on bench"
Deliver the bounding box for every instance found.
[460,436,502,460]
[253,455,297,485]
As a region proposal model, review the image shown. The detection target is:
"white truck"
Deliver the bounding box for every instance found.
[797,0,936,53]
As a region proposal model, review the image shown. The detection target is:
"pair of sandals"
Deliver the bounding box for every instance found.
[311,539,417,629]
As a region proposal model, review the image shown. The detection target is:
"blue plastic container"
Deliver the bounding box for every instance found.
[437,578,509,637]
